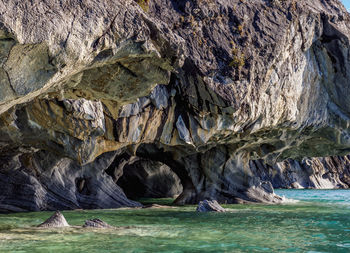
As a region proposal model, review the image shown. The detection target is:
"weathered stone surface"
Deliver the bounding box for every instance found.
[83,218,114,228]
[0,0,183,115]
[196,200,226,213]
[251,156,350,189]
[0,0,350,211]
[37,211,69,228]
[0,150,141,213]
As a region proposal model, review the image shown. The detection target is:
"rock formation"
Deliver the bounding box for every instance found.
[37,211,69,228]
[83,218,114,228]
[251,155,350,189]
[196,200,226,212]
[1,0,350,211]
[0,150,141,212]
[38,212,114,228]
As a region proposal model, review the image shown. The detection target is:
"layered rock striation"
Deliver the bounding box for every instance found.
[196,200,226,212]
[251,155,350,189]
[1,0,350,211]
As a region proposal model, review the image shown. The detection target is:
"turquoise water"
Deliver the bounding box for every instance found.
[0,190,349,252]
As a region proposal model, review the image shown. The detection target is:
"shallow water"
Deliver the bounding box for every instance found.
[0,190,349,252]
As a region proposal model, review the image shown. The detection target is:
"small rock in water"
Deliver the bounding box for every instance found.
[37,211,70,227]
[196,200,226,212]
[83,218,113,228]
[143,204,176,209]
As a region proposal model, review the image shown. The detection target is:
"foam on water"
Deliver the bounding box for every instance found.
[275,189,350,208]
[279,195,300,204]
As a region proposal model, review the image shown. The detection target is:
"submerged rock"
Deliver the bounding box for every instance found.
[196,200,226,213]
[83,219,114,229]
[37,211,69,228]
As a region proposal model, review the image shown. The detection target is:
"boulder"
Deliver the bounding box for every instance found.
[83,218,114,228]
[37,211,69,228]
[196,200,226,213]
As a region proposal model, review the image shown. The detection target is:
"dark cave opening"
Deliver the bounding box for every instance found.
[134,144,199,205]
[104,148,187,204]
[116,158,183,201]
[103,144,200,205]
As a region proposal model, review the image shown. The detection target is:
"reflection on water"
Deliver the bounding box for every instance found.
[0,190,349,252]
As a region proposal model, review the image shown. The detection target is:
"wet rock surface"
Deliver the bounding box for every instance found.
[0,0,350,211]
[83,218,114,228]
[196,200,226,213]
[37,211,69,228]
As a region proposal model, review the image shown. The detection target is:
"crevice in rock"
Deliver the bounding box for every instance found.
[92,12,120,50]
[75,177,91,195]
[2,66,15,96]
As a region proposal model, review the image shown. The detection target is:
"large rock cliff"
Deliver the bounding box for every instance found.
[1,0,350,212]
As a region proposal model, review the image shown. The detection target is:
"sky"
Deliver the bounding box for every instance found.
[342,0,350,12]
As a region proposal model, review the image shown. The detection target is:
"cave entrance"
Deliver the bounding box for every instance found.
[116,157,183,203]
[105,144,198,206]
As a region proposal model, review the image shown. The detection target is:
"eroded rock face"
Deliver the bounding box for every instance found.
[251,156,350,189]
[0,150,141,212]
[0,0,183,115]
[1,0,350,211]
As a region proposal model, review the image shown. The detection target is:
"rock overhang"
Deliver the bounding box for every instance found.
[1,0,350,210]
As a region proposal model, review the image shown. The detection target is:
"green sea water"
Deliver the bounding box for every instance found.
[0,189,349,253]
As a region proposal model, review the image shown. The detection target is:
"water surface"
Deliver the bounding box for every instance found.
[0,189,349,252]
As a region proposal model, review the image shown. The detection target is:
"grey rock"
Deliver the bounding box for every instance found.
[3,44,57,96]
[251,156,350,189]
[150,85,169,110]
[1,0,350,212]
[176,115,192,144]
[118,97,151,118]
[0,151,142,213]
[0,0,183,115]
[83,218,114,228]
[37,211,69,228]
[196,200,226,213]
